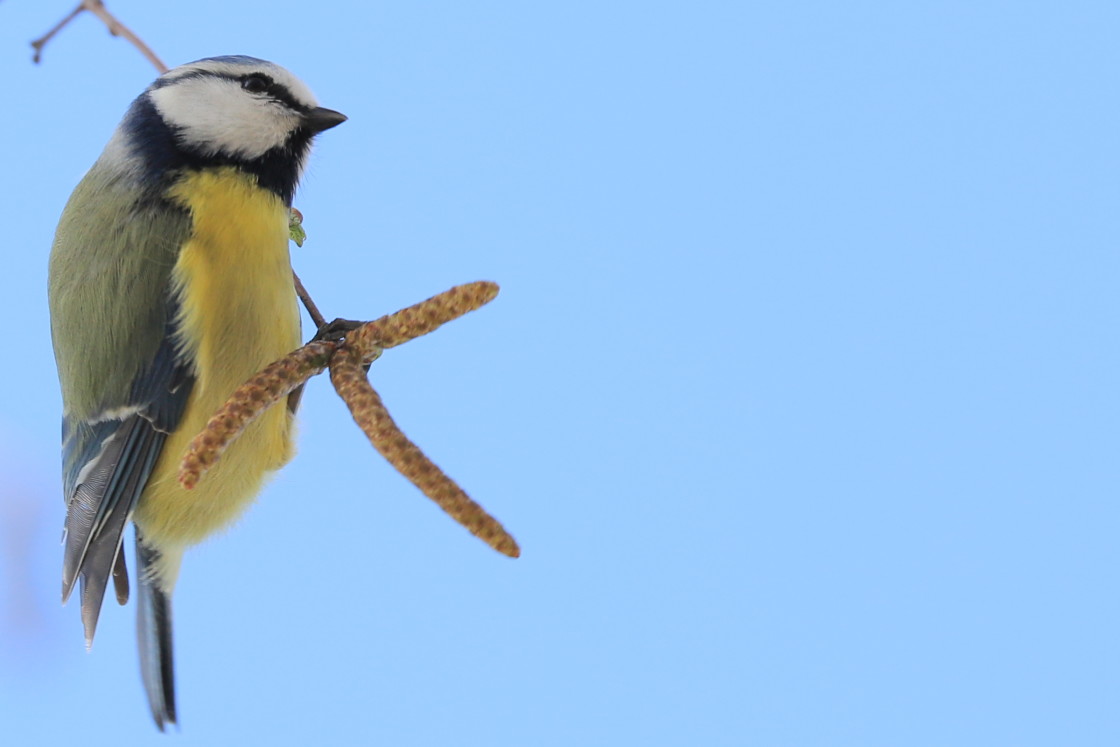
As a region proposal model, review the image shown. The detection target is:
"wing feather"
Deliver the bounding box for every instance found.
[60,324,194,645]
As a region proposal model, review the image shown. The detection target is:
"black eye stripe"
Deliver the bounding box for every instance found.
[234,72,308,112]
[152,69,310,113]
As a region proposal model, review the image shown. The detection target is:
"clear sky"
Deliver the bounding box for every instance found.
[1,1,1118,745]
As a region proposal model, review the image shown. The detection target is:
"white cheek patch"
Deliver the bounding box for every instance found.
[150,77,301,160]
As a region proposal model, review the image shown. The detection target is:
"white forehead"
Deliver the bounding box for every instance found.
[148,57,318,160]
[160,57,319,109]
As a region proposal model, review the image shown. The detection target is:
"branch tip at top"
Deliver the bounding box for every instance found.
[31,1,168,72]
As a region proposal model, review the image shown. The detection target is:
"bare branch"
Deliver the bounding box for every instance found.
[30,3,84,63]
[84,0,168,72]
[33,1,168,72]
[293,272,327,330]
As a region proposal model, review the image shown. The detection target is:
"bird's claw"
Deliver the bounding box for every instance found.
[313,318,364,343]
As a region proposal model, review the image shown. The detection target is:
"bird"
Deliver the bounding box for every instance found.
[47,56,346,729]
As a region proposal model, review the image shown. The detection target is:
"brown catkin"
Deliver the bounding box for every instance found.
[348,281,499,358]
[179,341,337,488]
[329,344,520,558]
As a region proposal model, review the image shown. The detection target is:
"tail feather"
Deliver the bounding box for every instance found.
[136,534,177,731]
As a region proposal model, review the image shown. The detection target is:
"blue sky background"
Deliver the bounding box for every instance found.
[1,1,1118,744]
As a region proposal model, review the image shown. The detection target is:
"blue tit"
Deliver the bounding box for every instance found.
[48,56,346,729]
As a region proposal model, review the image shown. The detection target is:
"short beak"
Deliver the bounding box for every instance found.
[304,107,347,134]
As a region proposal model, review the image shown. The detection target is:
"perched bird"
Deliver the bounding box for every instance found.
[48,56,346,729]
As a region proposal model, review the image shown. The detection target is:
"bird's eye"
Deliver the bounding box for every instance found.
[241,74,272,94]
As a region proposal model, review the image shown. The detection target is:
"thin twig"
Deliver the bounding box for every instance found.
[83,0,167,72]
[30,3,84,63]
[32,1,168,72]
[293,272,327,330]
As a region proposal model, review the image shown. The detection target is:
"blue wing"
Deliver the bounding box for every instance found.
[60,319,194,646]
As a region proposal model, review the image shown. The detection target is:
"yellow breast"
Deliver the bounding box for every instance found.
[134,167,301,554]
